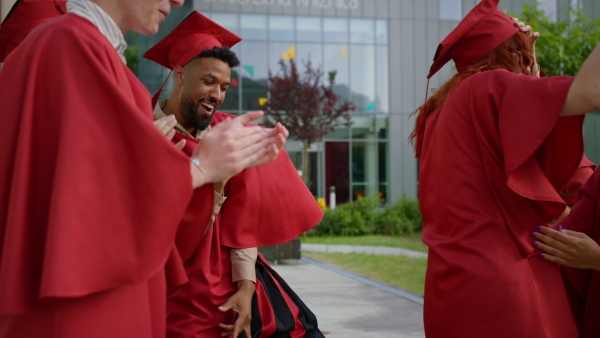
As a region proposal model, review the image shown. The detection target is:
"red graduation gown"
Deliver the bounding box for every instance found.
[0,14,206,337]
[554,170,600,337]
[419,69,584,337]
[167,112,324,337]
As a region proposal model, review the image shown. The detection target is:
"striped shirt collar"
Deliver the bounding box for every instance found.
[66,0,127,64]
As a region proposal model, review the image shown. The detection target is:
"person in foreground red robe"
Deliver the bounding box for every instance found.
[532,170,600,337]
[0,1,288,337]
[143,12,325,337]
[0,0,65,63]
[411,0,600,337]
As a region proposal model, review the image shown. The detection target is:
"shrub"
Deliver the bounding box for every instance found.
[310,194,382,236]
[376,197,422,235]
[311,202,371,236]
[310,194,422,237]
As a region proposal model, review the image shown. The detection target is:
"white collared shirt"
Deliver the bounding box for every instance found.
[66,0,127,64]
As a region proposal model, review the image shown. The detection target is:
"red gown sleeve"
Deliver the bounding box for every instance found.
[220,148,324,248]
[560,156,595,206]
[0,16,193,313]
[208,113,323,248]
[496,71,584,219]
[177,112,324,249]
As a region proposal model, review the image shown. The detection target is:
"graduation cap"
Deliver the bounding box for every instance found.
[143,10,241,107]
[143,10,241,70]
[0,0,66,62]
[427,0,519,79]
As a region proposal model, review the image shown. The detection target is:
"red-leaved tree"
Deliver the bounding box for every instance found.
[261,59,355,185]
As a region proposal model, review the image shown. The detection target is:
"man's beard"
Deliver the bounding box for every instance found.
[181,94,215,132]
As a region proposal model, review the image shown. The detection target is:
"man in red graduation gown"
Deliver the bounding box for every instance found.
[0,0,288,337]
[411,0,600,336]
[143,11,325,338]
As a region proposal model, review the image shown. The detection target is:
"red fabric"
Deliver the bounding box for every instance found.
[167,112,323,336]
[0,270,166,338]
[211,112,323,248]
[556,170,600,337]
[0,14,199,335]
[0,0,66,62]
[172,184,215,262]
[560,157,595,206]
[254,279,277,335]
[253,257,307,337]
[419,69,583,337]
[172,131,198,158]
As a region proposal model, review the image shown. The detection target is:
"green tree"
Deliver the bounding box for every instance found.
[513,3,600,76]
[124,32,139,75]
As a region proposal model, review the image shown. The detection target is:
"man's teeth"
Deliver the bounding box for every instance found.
[201,102,215,110]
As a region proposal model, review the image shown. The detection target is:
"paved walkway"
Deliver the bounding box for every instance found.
[271,244,426,337]
[301,244,428,258]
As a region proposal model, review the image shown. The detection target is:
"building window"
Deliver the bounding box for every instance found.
[349,18,375,44]
[210,13,240,35]
[375,19,388,45]
[439,0,462,21]
[323,43,350,102]
[323,18,349,43]
[349,45,376,112]
[296,16,322,42]
[269,15,295,41]
[240,14,267,40]
[239,41,268,110]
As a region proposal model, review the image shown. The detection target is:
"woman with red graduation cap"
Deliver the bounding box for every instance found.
[143,11,325,338]
[411,0,600,336]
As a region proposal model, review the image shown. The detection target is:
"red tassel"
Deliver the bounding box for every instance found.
[151,70,172,109]
[151,88,163,108]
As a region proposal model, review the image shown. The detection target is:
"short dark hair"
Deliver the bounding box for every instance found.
[194,46,240,68]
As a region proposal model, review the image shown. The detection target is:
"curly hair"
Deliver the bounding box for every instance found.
[190,46,240,68]
[409,31,536,154]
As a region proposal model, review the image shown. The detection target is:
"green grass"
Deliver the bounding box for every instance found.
[303,252,427,296]
[303,234,429,253]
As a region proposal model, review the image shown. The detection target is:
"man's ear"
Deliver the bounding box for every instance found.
[173,65,186,86]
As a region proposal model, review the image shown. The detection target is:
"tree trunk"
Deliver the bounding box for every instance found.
[302,143,310,185]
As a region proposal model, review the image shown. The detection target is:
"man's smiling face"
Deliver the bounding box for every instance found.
[179,56,231,132]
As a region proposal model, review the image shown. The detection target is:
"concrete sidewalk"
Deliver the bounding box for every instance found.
[301,244,428,258]
[273,254,425,337]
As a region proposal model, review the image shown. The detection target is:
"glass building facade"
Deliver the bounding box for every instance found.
[206,11,391,205]
[4,0,595,205]
[139,0,395,206]
[131,0,600,206]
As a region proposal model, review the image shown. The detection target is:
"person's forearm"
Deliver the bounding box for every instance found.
[562,42,600,116]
